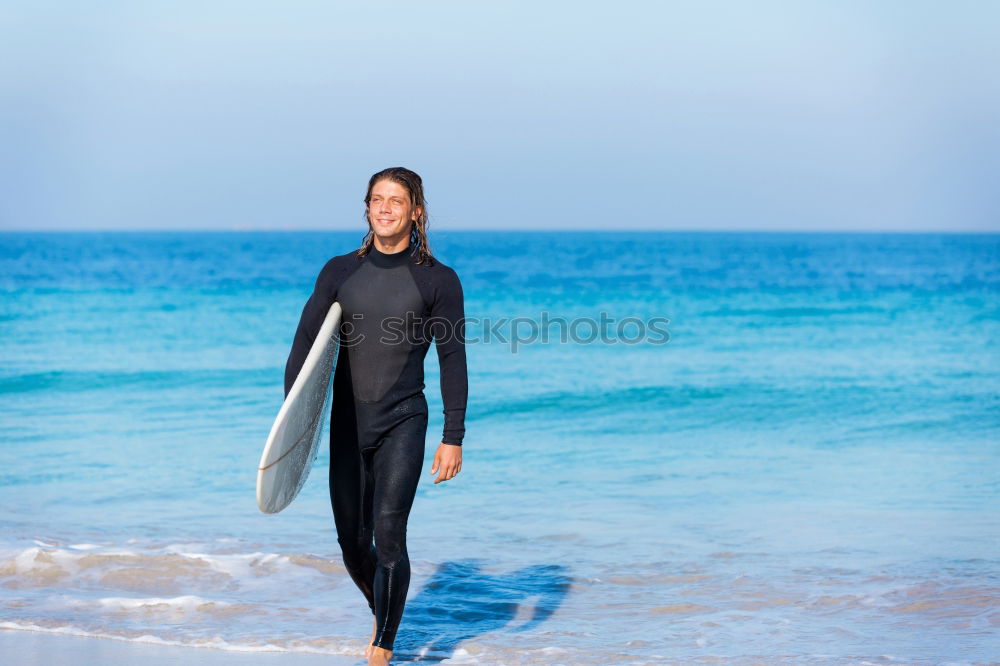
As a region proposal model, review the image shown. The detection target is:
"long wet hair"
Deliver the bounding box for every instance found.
[357,167,432,264]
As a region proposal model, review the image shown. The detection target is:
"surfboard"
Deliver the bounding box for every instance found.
[257,301,342,514]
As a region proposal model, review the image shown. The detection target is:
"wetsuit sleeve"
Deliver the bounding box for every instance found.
[430,266,468,446]
[284,259,338,398]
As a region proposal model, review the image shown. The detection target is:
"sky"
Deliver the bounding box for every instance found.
[1,1,998,232]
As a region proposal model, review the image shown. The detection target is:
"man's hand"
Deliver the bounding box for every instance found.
[430,443,462,484]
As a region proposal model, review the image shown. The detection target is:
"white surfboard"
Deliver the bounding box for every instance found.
[257,301,342,514]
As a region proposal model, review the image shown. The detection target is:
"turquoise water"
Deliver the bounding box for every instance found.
[1,231,998,664]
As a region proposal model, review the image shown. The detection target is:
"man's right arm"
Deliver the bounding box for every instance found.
[284,258,340,397]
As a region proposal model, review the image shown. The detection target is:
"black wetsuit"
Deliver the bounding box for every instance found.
[283,243,467,651]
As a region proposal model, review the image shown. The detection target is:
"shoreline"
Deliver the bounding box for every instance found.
[0,628,362,666]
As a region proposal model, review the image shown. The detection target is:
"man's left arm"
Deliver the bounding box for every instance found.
[428,266,467,483]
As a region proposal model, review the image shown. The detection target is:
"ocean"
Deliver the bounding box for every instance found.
[1,231,998,664]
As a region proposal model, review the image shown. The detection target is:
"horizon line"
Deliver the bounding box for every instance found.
[1,227,998,235]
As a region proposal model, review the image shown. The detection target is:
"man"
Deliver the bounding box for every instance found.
[283,167,467,665]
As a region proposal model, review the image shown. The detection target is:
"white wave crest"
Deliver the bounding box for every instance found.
[97,595,233,612]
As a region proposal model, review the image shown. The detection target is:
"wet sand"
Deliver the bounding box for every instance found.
[0,630,361,666]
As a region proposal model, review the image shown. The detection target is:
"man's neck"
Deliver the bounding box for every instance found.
[372,235,410,255]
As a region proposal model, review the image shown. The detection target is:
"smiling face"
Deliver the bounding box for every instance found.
[366,179,421,247]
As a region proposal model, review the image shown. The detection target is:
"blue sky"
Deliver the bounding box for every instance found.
[1,1,997,231]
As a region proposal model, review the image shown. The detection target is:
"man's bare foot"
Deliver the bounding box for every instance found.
[364,618,377,658]
[368,645,392,665]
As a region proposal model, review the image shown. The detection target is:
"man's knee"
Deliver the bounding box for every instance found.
[373,516,407,566]
[338,535,374,570]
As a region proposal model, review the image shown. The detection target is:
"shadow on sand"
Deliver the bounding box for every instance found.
[389,559,572,663]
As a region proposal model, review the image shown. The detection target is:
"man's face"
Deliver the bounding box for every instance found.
[367,179,420,242]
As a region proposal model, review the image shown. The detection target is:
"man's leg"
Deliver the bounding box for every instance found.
[369,411,428,651]
[330,425,378,615]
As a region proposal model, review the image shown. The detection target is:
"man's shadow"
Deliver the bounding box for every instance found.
[390,559,572,663]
